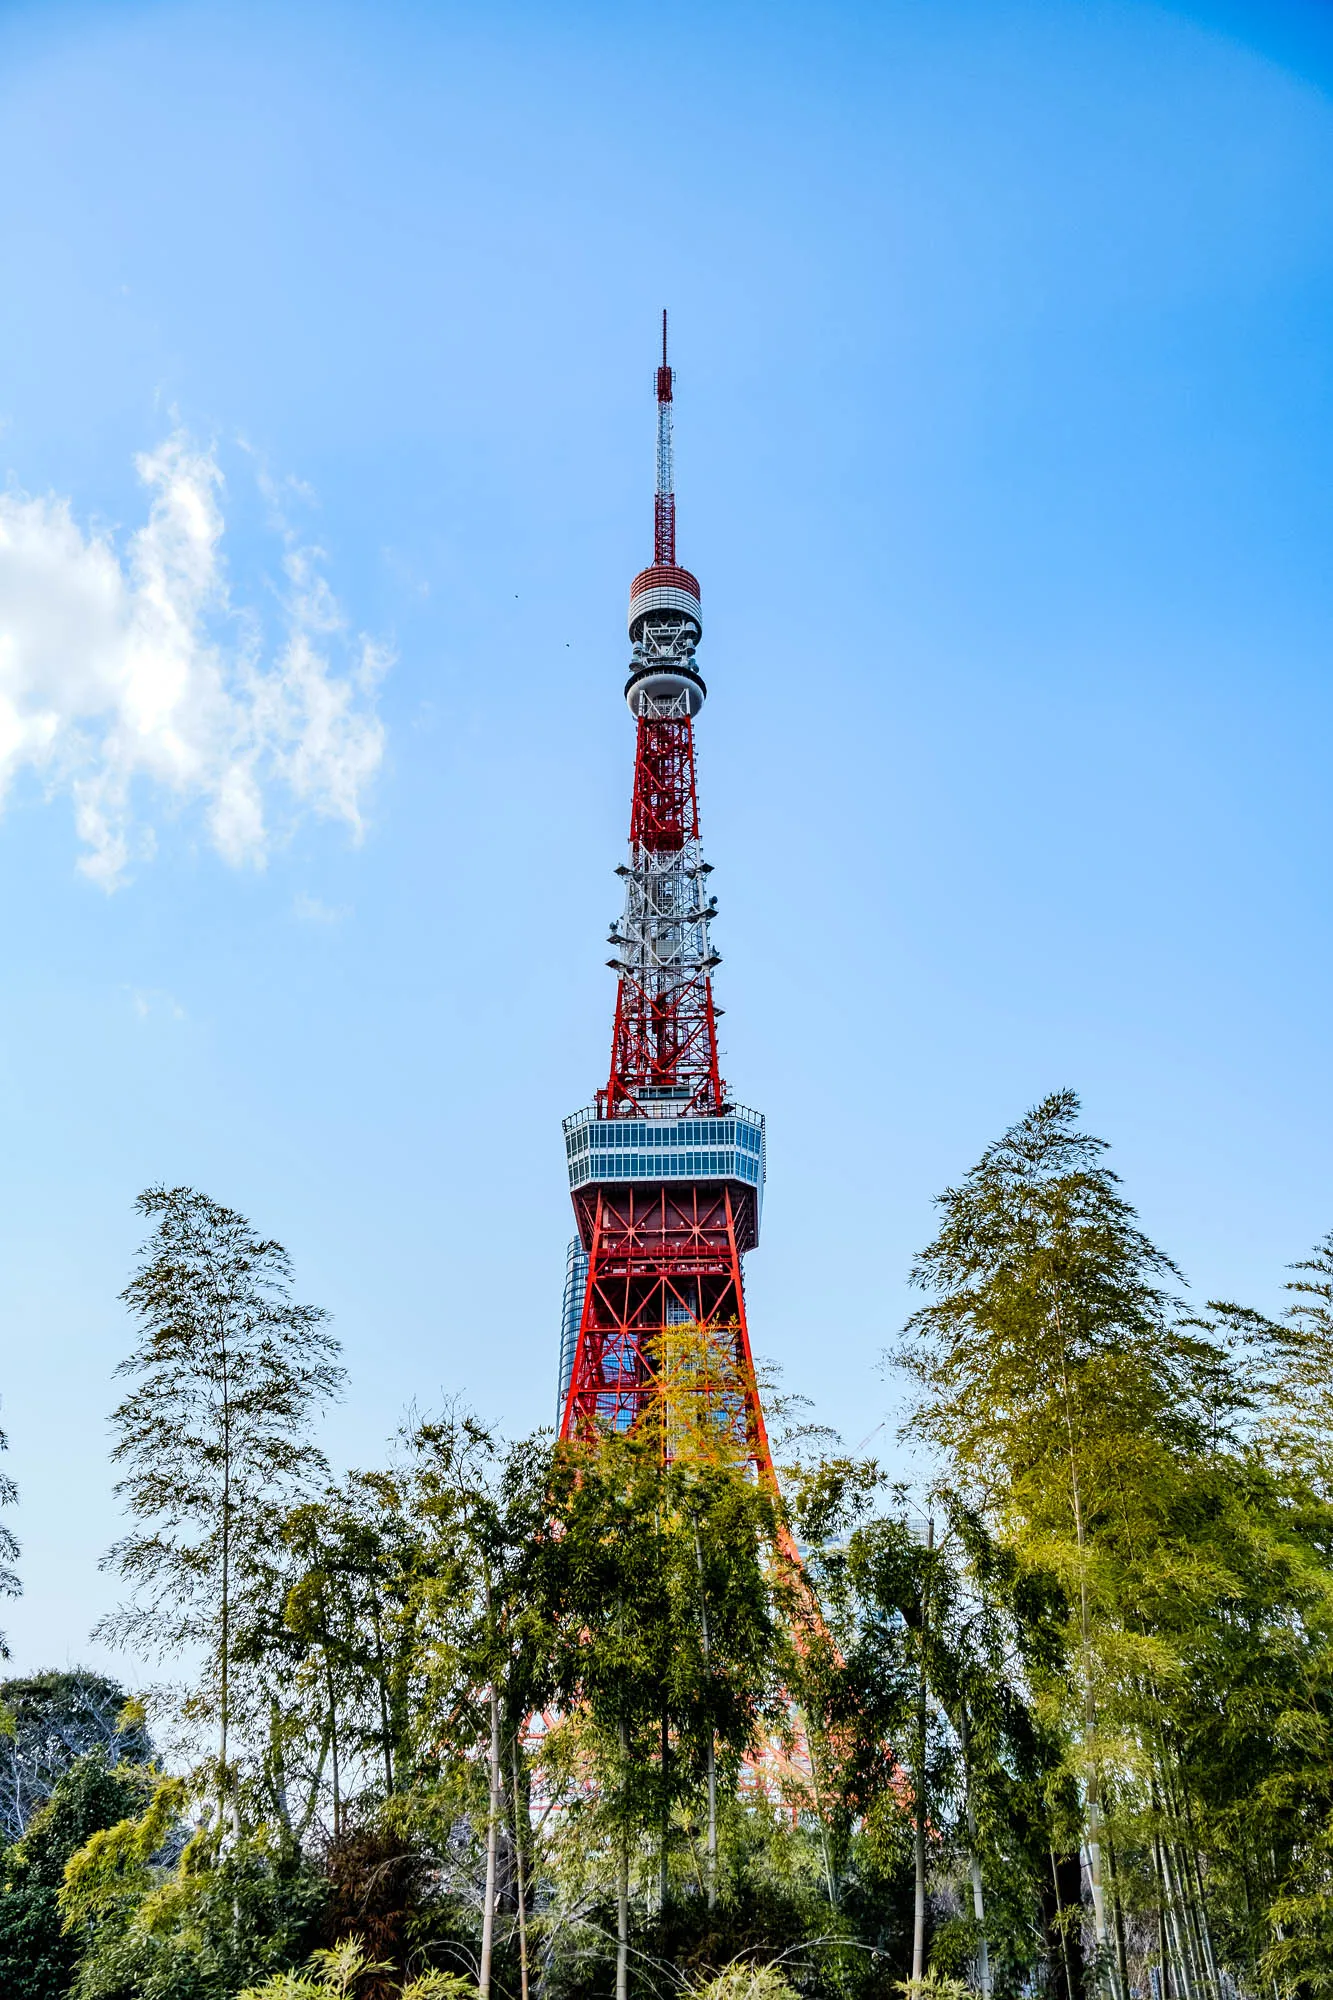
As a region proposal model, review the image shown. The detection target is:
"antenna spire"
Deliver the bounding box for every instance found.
[654,309,676,566]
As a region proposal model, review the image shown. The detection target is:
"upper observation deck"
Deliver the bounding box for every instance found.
[563,1101,765,1225]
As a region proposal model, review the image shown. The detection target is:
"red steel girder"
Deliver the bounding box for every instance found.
[559,1182,777,1491]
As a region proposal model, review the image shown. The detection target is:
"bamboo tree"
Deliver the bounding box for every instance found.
[511,1732,530,2000]
[404,1414,553,1991]
[533,1423,775,1973]
[96,1186,342,1815]
[844,1489,1058,1990]
[895,1092,1207,1986]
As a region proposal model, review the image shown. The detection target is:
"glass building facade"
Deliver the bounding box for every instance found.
[558,1236,588,1420]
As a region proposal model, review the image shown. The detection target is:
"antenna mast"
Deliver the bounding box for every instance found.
[654,309,676,566]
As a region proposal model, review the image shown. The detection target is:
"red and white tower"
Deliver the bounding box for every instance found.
[558,318,778,1487]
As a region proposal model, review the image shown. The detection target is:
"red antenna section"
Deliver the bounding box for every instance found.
[557,323,777,1491]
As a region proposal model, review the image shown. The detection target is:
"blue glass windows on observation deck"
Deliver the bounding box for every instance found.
[562,1104,766,1220]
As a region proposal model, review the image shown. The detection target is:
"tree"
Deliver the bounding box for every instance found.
[404,1415,554,2000]
[0,1749,154,2000]
[0,1669,153,1841]
[1196,1250,1333,1996]
[843,1496,1064,1995]
[639,1325,783,1917]
[237,1469,425,1847]
[59,1770,327,2000]
[96,1186,344,1805]
[533,1427,778,2000]
[1242,1230,1333,1500]
[895,1091,1231,1994]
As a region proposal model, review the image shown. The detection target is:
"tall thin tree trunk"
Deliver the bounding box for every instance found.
[1085,1792,1112,1987]
[1156,1752,1208,1998]
[296,1724,330,1843]
[803,1713,838,1906]
[1158,1896,1173,2000]
[1105,1812,1131,2000]
[1151,1833,1179,1998]
[617,1717,630,2000]
[1169,1837,1208,2000]
[1049,1850,1085,2000]
[659,1710,670,1918]
[1154,1827,1197,2000]
[511,1734,530,2000]
[957,1705,990,1998]
[371,1595,394,1796]
[693,1519,717,1911]
[1171,1753,1221,2000]
[705,1736,717,1911]
[267,1700,292,1838]
[912,1517,933,1985]
[218,1328,233,1824]
[480,1680,502,2000]
[219,1502,229,1778]
[912,1732,927,1978]
[1056,1324,1110,1985]
[1189,1846,1221,1999]
[967,1844,990,1998]
[324,1643,341,1841]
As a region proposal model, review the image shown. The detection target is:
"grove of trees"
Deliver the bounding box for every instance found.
[3,1096,1333,2000]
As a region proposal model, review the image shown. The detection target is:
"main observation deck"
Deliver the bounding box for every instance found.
[563,1103,766,1231]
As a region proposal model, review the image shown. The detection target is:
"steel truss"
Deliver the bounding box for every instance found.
[603,687,724,1118]
[559,1181,777,1489]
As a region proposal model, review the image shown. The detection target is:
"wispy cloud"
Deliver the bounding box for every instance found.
[0,432,387,887]
[293,892,351,926]
[125,986,186,1023]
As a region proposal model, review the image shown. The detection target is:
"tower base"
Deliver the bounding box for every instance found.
[560,1180,776,1486]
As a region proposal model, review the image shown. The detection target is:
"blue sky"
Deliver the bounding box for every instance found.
[3,0,1333,1675]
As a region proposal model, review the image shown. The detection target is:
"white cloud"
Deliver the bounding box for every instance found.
[125,986,186,1022]
[293,892,350,926]
[0,432,386,887]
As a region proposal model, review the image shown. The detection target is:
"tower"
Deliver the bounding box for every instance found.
[558,317,778,1488]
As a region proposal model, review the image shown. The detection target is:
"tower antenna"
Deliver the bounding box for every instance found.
[654,308,675,566]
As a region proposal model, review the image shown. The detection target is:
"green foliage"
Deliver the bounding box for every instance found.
[42,1127,1333,2000]
[60,1791,326,2000]
[238,1937,476,2000]
[894,1976,974,2000]
[688,1962,795,2000]
[534,1432,780,1874]
[0,1669,154,1841]
[237,1935,392,1998]
[0,1749,154,2000]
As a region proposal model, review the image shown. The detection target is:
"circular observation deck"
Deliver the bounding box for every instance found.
[627,565,702,640]
[626,565,706,715]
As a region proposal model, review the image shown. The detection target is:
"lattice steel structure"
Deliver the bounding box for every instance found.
[558,316,778,1488]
